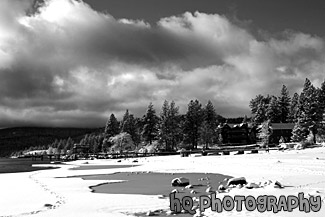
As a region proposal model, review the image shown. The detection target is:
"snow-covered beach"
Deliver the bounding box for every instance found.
[1,147,325,217]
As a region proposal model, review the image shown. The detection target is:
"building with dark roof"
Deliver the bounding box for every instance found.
[219,122,295,145]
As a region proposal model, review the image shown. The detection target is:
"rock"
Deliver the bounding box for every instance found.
[185,185,193,189]
[236,184,243,189]
[44,204,53,208]
[235,150,244,155]
[171,177,190,187]
[165,210,174,215]
[157,194,165,199]
[132,159,138,163]
[227,177,247,186]
[206,187,213,193]
[245,182,260,189]
[218,184,226,191]
[146,210,155,216]
[274,181,284,188]
[117,160,121,162]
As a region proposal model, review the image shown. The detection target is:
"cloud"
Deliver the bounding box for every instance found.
[0,0,324,127]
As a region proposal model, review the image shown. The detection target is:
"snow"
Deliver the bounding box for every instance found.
[0,147,325,216]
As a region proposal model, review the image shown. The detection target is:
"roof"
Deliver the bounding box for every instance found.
[270,123,295,130]
[220,123,248,129]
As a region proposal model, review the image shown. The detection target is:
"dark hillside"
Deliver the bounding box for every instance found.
[0,127,102,157]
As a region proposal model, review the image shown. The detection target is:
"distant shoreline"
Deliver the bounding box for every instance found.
[0,158,58,174]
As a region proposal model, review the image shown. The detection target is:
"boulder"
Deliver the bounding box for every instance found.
[185,185,193,189]
[218,184,226,191]
[274,181,284,189]
[171,177,190,187]
[146,211,155,216]
[206,187,213,193]
[245,182,260,189]
[44,204,53,208]
[235,150,244,155]
[227,177,247,186]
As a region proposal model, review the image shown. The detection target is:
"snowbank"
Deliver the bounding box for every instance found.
[0,147,325,216]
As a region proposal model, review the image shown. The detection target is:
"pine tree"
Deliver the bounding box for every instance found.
[169,101,181,150]
[159,100,170,151]
[120,110,130,132]
[52,139,59,148]
[319,80,325,114]
[183,99,204,149]
[64,137,74,152]
[141,103,159,144]
[158,100,181,151]
[105,113,120,138]
[287,93,299,122]
[258,120,272,146]
[120,111,139,146]
[291,117,309,142]
[200,100,218,149]
[57,139,65,151]
[292,78,322,143]
[317,80,325,138]
[249,94,264,115]
[250,95,271,123]
[242,115,248,123]
[266,96,281,123]
[278,85,291,123]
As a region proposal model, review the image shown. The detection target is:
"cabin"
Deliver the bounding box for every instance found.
[219,123,253,145]
[72,144,90,154]
[269,123,295,144]
[219,122,294,145]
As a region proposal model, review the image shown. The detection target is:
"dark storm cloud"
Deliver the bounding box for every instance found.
[0,0,324,127]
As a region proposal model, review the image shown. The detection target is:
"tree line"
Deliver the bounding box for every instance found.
[250,78,325,143]
[103,100,225,152]
[12,100,227,156]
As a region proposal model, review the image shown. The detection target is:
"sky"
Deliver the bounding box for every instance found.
[0,0,325,128]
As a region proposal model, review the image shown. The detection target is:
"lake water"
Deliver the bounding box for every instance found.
[0,158,56,173]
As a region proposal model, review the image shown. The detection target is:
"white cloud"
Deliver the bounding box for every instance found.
[0,0,324,127]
